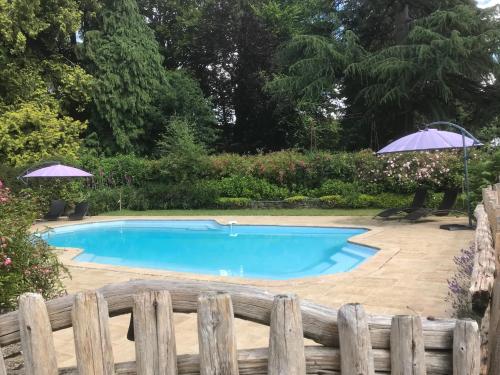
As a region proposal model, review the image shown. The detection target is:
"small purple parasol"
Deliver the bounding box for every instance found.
[22,164,93,178]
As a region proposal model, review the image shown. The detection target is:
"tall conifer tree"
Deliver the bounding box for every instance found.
[82,0,168,153]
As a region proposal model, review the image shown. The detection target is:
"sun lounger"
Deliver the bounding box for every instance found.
[403,188,460,222]
[43,200,66,221]
[374,187,428,219]
[68,201,89,220]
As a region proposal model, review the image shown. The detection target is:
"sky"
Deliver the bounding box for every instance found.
[477,0,500,7]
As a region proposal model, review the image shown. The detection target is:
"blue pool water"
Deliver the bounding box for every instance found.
[42,220,376,280]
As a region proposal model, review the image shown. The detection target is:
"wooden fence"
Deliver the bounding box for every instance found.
[473,184,500,375]
[0,279,481,375]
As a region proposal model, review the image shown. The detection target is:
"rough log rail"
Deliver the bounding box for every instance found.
[470,204,496,314]
[1,281,481,375]
[0,279,457,350]
[482,185,500,271]
[472,184,500,375]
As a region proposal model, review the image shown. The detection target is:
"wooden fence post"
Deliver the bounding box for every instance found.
[488,279,500,374]
[390,315,426,375]
[72,291,115,375]
[197,292,239,375]
[0,347,6,375]
[268,294,306,375]
[18,293,58,375]
[454,319,480,375]
[338,303,375,375]
[133,290,177,375]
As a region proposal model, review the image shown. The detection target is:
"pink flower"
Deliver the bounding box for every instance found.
[4,257,12,266]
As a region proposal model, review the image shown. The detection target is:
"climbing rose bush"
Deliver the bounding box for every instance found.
[0,181,69,311]
[357,150,463,191]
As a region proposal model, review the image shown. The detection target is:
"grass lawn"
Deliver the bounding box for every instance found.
[101,208,381,216]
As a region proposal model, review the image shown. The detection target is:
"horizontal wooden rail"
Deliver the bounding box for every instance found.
[470,204,496,315]
[52,346,453,375]
[0,279,456,350]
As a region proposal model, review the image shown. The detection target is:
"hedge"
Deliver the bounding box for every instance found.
[0,148,478,214]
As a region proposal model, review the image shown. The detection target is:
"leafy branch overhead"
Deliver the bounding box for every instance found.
[1,0,500,160]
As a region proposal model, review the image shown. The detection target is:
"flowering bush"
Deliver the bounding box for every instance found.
[446,243,479,320]
[356,150,463,191]
[0,181,69,311]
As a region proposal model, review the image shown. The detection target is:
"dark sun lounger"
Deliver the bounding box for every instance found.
[43,200,66,221]
[403,188,460,222]
[374,187,428,219]
[68,201,89,220]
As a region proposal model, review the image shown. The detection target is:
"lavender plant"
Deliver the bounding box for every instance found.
[446,243,479,320]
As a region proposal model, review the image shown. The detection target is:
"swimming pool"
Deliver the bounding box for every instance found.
[42,220,376,280]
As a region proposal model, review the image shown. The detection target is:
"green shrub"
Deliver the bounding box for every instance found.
[426,192,444,209]
[283,195,309,203]
[369,193,413,208]
[81,154,157,188]
[161,181,220,209]
[312,179,360,197]
[216,197,252,208]
[0,183,69,311]
[354,194,375,208]
[87,188,121,214]
[319,195,342,208]
[156,118,210,184]
[214,176,288,200]
[209,153,253,178]
[4,148,481,213]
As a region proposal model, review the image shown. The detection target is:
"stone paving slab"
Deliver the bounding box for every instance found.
[32,215,473,367]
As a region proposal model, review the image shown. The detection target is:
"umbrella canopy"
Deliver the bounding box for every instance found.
[377,128,482,154]
[22,164,93,178]
[376,122,482,229]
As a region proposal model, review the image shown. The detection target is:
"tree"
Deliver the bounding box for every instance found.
[82,0,169,153]
[0,102,86,166]
[0,0,91,165]
[345,4,500,145]
[156,117,209,184]
[267,1,500,149]
[145,70,218,151]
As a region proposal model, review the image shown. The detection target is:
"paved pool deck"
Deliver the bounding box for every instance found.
[32,215,473,367]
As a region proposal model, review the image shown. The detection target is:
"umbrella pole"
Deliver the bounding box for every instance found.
[427,121,481,228]
[462,131,473,227]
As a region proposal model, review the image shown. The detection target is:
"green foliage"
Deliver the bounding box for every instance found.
[82,0,168,152]
[161,71,218,148]
[66,149,473,213]
[0,0,91,167]
[214,176,289,200]
[312,180,360,197]
[0,183,68,311]
[318,195,341,208]
[81,154,159,188]
[355,149,463,192]
[469,148,500,203]
[216,197,252,208]
[0,103,86,166]
[283,195,309,203]
[157,118,210,184]
[345,5,500,144]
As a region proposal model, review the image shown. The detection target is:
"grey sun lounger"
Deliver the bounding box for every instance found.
[43,199,66,221]
[374,187,428,219]
[68,201,89,220]
[403,188,461,222]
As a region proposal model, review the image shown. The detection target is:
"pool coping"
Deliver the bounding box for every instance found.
[35,216,392,288]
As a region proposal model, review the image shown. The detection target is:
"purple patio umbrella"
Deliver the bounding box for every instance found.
[22,164,93,178]
[377,121,482,228]
[377,128,479,154]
